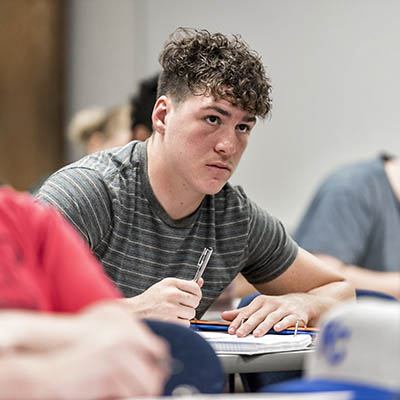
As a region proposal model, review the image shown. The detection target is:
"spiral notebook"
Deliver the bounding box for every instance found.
[198,331,313,355]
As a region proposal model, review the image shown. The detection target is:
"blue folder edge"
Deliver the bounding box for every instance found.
[190,322,317,336]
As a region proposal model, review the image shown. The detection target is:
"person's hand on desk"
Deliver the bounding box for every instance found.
[222,248,355,338]
[221,293,311,337]
[126,277,203,327]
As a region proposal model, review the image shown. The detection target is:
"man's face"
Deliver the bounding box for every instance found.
[160,94,256,196]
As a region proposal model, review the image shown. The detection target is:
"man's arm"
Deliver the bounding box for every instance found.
[222,248,355,337]
[315,253,400,300]
[36,167,112,250]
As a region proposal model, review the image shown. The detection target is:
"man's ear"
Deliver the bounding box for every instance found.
[152,96,170,135]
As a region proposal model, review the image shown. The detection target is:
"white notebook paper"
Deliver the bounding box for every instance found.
[198,331,312,355]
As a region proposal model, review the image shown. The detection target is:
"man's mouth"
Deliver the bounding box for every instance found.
[207,162,231,171]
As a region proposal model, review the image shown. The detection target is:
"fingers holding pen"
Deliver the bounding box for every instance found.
[176,277,203,296]
[175,278,202,307]
[126,277,203,324]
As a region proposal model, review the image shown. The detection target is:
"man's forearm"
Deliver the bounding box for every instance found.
[342,266,400,300]
[316,254,400,300]
[307,280,355,325]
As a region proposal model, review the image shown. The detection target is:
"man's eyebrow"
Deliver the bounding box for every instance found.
[203,106,256,122]
[204,106,231,117]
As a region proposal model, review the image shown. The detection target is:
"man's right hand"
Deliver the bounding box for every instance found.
[126,277,203,326]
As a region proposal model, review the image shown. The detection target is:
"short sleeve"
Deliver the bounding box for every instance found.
[242,199,298,284]
[36,167,112,251]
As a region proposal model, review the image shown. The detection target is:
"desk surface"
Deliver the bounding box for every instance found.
[218,348,312,374]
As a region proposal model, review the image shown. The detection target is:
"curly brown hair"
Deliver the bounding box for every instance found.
[158,28,272,118]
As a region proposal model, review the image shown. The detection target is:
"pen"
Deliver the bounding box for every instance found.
[193,247,213,282]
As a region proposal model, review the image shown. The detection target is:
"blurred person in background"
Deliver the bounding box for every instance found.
[130,73,159,142]
[294,153,400,301]
[70,73,159,155]
[68,104,132,155]
[29,104,132,194]
[30,74,159,194]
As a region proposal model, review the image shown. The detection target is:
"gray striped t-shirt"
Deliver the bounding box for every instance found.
[37,140,298,317]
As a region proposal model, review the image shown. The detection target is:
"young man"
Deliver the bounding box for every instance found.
[37,28,354,337]
[294,153,400,300]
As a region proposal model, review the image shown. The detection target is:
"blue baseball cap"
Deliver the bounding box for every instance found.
[263,299,400,400]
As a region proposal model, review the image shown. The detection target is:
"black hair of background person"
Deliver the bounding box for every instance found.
[130,73,159,133]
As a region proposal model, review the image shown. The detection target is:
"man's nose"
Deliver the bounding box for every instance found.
[214,130,236,156]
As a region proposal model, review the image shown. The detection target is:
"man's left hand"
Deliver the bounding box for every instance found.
[222,293,310,337]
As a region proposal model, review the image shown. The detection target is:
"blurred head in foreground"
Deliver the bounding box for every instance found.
[265,298,400,399]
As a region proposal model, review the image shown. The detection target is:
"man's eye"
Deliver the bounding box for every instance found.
[237,124,249,133]
[206,116,219,125]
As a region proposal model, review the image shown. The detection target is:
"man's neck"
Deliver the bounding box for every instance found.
[146,137,205,220]
[384,158,400,202]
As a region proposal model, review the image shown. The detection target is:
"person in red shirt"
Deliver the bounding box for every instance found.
[0,184,121,312]
[0,182,170,398]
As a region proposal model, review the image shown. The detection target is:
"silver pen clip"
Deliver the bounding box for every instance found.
[193,247,213,282]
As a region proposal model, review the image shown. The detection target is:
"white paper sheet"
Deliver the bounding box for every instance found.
[198,331,312,355]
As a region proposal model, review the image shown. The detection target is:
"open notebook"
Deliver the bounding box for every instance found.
[198,331,313,355]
